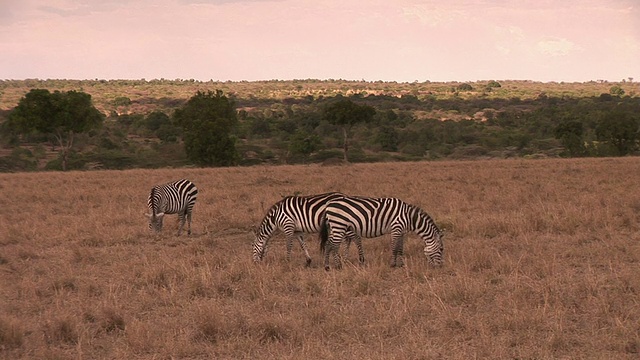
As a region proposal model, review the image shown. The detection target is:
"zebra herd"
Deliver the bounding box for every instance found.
[146,180,444,271]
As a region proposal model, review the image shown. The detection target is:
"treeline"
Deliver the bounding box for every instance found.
[236,91,639,162]
[0,84,638,171]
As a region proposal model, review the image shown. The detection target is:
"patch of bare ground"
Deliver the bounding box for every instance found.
[1,158,639,359]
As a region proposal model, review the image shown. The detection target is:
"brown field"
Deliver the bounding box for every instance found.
[1,158,639,359]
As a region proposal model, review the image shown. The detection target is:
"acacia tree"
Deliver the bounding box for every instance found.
[7,89,104,170]
[323,97,376,162]
[173,90,238,166]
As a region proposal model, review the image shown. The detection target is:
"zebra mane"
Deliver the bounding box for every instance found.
[408,203,438,229]
[262,201,281,223]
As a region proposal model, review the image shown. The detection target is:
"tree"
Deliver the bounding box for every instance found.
[288,130,321,162]
[554,120,585,157]
[173,90,238,166]
[6,89,104,170]
[323,98,376,162]
[374,126,399,151]
[145,111,171,131]
[595,109,639,156]
[609,85,625,97]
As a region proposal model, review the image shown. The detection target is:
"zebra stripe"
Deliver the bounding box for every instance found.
[320,196,443,270]
[252,192,361,267]
[146,179,198,236]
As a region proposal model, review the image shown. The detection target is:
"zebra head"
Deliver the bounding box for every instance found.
[252,204,280,262]
[251,226,265,262]
[424,229,444,267]
[145,212,166,232]
[411,206,444,267]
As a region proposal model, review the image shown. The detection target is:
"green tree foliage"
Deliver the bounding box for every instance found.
[288,130,321,161]
[146,111,171,131]
[143,111,180,142]
[609,85,625,97]
[555,120,585,157]
[113,96,132,107]
[595,109,639,155]
[323,97,376,161]
[173,90,238,166]
[6,89,104,170]
[375,126,399,151]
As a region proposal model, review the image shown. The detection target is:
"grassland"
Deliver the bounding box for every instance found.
[1,158,639,359]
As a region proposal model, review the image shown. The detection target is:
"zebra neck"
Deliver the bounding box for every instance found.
[258,213,278,237]
[150,188,160,216]
[150,198,165,217]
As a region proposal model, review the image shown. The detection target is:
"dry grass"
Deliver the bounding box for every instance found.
[1,158,639,359]
[2,79,635,114]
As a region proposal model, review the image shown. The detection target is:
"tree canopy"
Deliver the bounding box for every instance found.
[323,97,376,161]
[173,90,238,166]
[6,89,103,170]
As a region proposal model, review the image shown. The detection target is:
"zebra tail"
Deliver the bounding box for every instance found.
[319,212,328,253]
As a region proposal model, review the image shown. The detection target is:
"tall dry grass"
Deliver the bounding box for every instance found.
[0,158,639,359]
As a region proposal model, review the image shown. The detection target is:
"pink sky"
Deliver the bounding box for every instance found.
[1,0,638,82]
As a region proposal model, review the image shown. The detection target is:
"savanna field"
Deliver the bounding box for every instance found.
[1,158,639,359]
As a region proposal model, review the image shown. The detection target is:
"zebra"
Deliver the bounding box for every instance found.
[319,196,444,271]
[145,179,198,236]
[252,192,361,267]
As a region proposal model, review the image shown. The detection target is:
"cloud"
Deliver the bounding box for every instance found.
[536,37,581,57]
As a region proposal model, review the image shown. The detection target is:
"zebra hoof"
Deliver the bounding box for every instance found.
[324,266,330,271]
[305,259,312,267]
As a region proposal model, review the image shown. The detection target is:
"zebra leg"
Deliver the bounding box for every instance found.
[333,243,342,270]
[323,240,332,271]
[176,213,186,236]
[341,236,351,259]
[391,234,405,268]
[285,235,294,262]
[354,236,365,265]
[296,234,312,267]
[324,236,342,271]
[332,234,344,270]
[186,211,192,236]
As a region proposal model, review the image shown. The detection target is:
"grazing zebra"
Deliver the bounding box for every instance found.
[145,179,198,236]
[320,196,444,271]
[252,192,361,267]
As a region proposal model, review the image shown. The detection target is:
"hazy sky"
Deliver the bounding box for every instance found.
[1,0,638,82]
